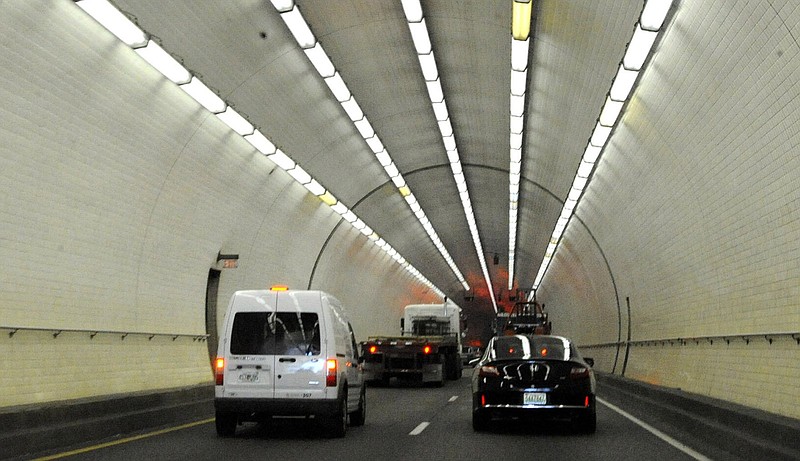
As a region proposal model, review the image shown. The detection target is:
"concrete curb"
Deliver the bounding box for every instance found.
[597,373,800,460]
[0,384,214,460]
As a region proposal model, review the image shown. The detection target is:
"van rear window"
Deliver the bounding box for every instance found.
[230,312,320,356]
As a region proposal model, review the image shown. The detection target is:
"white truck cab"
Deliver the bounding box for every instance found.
[214,287,365,437]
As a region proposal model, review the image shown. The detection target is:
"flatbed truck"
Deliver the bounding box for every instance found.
[361,302,462,386]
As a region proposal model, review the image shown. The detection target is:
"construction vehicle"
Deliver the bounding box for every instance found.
[501,299,552,335]
[361,300,462,386]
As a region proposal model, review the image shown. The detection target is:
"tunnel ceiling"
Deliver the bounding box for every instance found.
[110,0,652,316]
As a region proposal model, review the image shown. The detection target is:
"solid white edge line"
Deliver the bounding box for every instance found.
[597,397,713,461]
[409,421,430,436]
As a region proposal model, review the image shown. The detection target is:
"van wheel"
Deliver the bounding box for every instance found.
[349,387,366,427]
[324,393,347,438]
[215,411,237,437]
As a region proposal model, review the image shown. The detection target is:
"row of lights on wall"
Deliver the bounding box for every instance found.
[529,0,675,291]
[269,0,469,293]
[74,0,444,298]
[398,0,499,312]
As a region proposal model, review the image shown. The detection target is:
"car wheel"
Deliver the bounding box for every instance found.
[574,408,597,434]
[349,386,366,427]
[472,409,489,432]
[215,411,237,437]
[324,393,347,438]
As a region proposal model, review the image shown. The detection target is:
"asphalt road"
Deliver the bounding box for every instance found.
[33,374,717,461]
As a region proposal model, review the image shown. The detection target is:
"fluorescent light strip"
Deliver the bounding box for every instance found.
[507,0,534,291]
[507,37,529,290]
[401,0,497,311]
[76,0,444,297]
[531,0,674,291]
[272,1,469,293]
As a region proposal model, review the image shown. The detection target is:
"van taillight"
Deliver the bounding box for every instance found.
[214,357,225,385]
[326,359,337,387]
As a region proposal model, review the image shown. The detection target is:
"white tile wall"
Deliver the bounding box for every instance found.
[1,0,797,420]
[537,0,800,418]
[0,1,438,407]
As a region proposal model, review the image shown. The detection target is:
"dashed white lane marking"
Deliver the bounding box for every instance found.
[408,396,458,436]
[409,421,430,436]
[598,397,712,461]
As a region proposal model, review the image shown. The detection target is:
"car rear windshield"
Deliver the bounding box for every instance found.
[230,312,321,356]
[490,335,571,361]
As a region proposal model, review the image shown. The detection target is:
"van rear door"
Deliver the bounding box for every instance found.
[223,292,277,398]
[273,291,326,400]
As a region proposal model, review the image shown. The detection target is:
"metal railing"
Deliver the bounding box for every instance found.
[581,331,800,348]
[1,324,208,341]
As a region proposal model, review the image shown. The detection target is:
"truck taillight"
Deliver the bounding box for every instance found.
[214,357,225,385]
[326,358,337,387]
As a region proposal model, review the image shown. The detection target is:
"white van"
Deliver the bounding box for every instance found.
[214,287,365,437]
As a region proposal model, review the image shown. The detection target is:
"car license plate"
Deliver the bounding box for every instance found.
[238,372,259,383]
[523,392,547,405]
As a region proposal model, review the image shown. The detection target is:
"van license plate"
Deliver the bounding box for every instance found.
[239,372,259,383]
[523,392,546,405]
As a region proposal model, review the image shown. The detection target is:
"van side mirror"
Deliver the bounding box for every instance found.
[584,357,594,367]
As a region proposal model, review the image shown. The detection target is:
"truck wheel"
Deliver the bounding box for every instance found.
[447,353,460,380]
[215,411,237,437]
[349,386,366,427]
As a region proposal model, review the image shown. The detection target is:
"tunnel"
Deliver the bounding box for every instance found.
[1,0,798,459]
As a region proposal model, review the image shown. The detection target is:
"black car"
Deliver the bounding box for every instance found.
[471,334,596,433]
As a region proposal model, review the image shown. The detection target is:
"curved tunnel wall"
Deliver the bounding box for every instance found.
[1,0,798,422]
[537,1,800,419]
[0,2,439,408]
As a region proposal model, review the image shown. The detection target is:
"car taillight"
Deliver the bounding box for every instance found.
[214,357,225,385]
[570,366,590,379]
[478,365,500,377]
[423,345,432,354]
[369,345,377,354]
[326,358,337,387]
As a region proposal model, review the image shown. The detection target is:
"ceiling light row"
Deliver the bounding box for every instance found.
[507,0,533,291]
[270,0,469,292]
[74,0,444,297]
[400,0,498,312]
[531,0,674,291]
